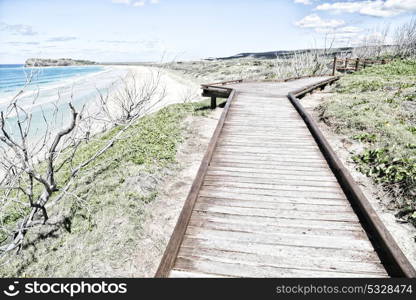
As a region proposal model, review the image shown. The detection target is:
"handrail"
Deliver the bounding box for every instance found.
[201,79,244,88]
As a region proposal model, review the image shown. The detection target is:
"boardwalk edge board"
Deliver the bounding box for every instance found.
[155,88,237,277]
[155,76,416,278]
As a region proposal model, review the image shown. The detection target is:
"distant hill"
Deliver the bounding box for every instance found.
[208,45,397,60]
[210,47,355,60]
[25,58,97,67]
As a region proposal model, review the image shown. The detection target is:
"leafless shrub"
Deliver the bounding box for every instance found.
[0,67,165,256]
[272,35,335,79]
[352,26,392,58]
[274,50,332,79]
[394,18,416,58]
[97,68,166,126]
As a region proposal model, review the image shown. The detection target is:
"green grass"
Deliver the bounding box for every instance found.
[317,59,416,226]
[0,98,218,277]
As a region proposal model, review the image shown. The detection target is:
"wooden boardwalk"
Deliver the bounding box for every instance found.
[157,77,392,278]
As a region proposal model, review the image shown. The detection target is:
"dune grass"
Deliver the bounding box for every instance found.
[317,59,416,225]
[0,98,218,277]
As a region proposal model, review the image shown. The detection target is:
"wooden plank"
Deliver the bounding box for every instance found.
[181,235,379,262]
[208,164,332,173]
[178,247,387,275]
[169,270,233,278]
[210,160,329,168]
[197,197,352,212]
[200,185,345,200]
[222,125,310,132]
[217,142,320,150]
[211,154,327,164]
[214,150,323,160]
[204,175,338,187]
[193,203,358,223]
[220,131,314,139]
[185,226,373,253]
[215,145,322,155]
[189,215,363,237]
[213,150,323,160]
[203,180,342,193]
[209,160,330,169]
[174,257,383,278]
[219,132,315,139]
[197,190,348,207]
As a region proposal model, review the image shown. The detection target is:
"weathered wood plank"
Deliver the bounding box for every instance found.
[181,236,379,262]
[188,215,363,238]
[208,165,333,174]
[197,196,352,212]
[200,186,346,200]
[174,257,384,278]
[215,145,323,156]
[178,247,387,275]
[198,189,348,205]
[218,141,320,149]
[203,180,342,193]
[209,160,330,169]
[193,203,358,223]
[211,154,327,164]
[204,175,338,187]
[169,270,233,278]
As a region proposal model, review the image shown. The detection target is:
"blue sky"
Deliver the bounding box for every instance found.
[0,0,414,63]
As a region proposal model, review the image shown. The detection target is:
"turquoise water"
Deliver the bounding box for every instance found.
[0,64,127,141]
[0,64,103,94]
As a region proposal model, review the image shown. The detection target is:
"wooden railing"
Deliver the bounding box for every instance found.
[332,57,391,75]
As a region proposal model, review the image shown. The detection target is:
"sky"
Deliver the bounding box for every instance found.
[0,0,415,63]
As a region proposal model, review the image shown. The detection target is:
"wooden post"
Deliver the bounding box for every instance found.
[332,56,337,76]
[211,96,217,109]
[344,58,348,73]
[355,58,360,71]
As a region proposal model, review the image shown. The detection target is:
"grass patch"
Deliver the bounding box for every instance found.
[0,98,218,277]
[317,59,416,226]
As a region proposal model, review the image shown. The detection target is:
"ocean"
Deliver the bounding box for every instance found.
[0,64,104,95]
[0,64,128,140]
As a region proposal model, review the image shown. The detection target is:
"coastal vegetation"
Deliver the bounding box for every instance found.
[317,59,416,226]
[0,98,217,276]
[0,70,165,256]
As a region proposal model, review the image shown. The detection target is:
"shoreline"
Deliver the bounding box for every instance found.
[0,64,200,144]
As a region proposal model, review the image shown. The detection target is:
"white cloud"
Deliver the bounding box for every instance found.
[294,0,313,5]
[111,0,160,7]
[316,25,363,34]
[0,22,37,36]
[339,26,364,33]
[295,14,345,29]
[47,36,78,42]
[316,0,416,17]
[384,0,416,11]
[111,0,131,4]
